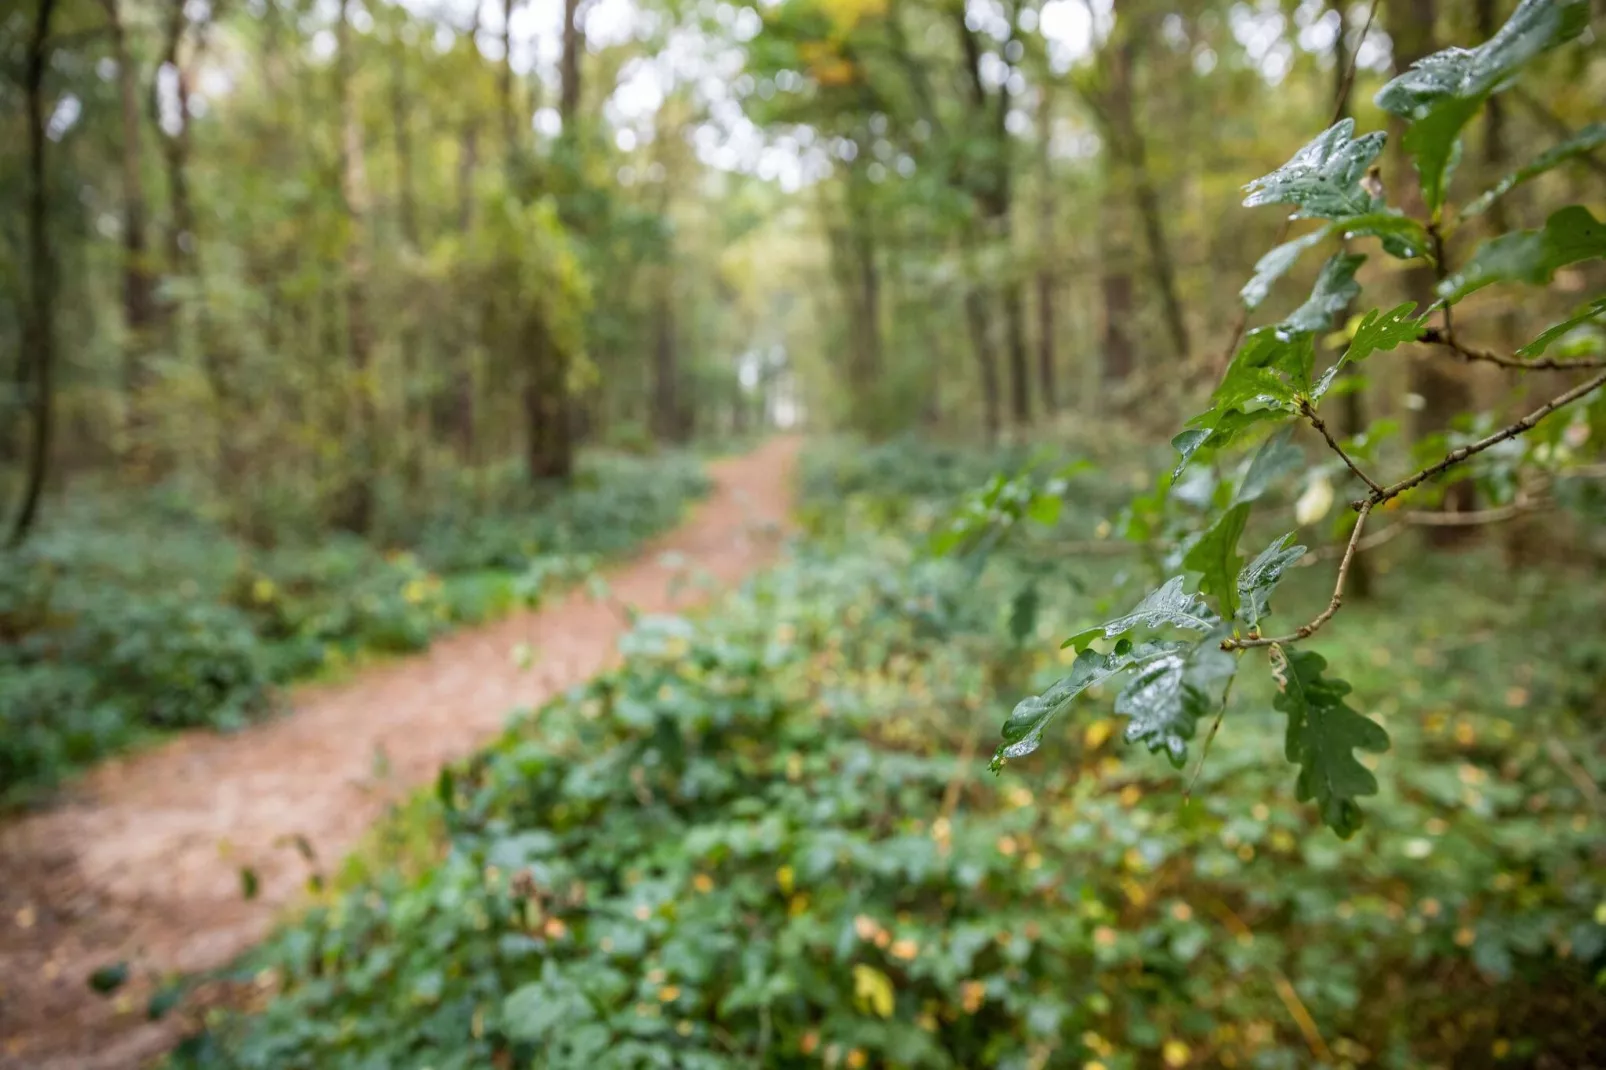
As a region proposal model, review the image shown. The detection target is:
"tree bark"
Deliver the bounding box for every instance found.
[1035,86,1058,413]
[332,0,376,532]
[651,270,680,442]
[964,288,1002,443]
[501,0,518,154]
[10,0,57,547]
[1106,36,1190,364]
[103,0,157,455]
[560,0,582,132]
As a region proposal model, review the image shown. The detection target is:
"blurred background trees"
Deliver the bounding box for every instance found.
[1,0,1600,527]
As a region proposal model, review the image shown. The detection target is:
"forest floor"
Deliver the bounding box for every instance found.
[0,436,800,1070]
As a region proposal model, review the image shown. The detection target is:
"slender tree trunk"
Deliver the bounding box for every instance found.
[1035,86,1058,414]
[391,38,425,493]
[560,0,582,131]
[103,0,157,460]
[651,268,679,442]
[11,0,57,546]
[332,0,376,532]
[963,288,1002,443]
[1107,38,1190,364]
[501,0,518,154]
[1002,281,1030,425]
[1100,220,1135,385]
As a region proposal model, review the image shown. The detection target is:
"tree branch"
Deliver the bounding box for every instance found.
[1359,369,1606,508]
[1222,501,1372,650]
[1421,326,1606,371]
[1299,399,1383,495]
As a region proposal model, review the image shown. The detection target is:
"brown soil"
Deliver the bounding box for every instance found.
[0,437,800,1070]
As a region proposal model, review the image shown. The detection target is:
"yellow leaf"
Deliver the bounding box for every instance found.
[1163,1039,1191,1067]
[776,865,795,896]
[852,964,895,1019]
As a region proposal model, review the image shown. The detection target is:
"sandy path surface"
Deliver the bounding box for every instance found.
[0,437,799,1069]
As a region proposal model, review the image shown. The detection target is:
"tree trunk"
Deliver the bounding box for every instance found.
[10,0,57,547]
[651,272,679,442]
[1106,37,1190,364]
[1002,281,1030,425]
[560,0,582,131]
[391,37,425,492]
[963,289,1002,443]
[1035,86,1058,414]
[104,0,157,459]
[332,0,376,532]
[501,0,518,154]
[1100,236,1135,384]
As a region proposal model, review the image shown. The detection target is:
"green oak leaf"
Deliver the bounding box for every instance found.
[1312,302,1429,399]
[1115,638,1238,768]
[1376,0,1590,213]
[1170,408,1289,480]
[1271,647,1391,837]
[994,640,1182,767]
[1241,228,1330,310]
[1241,119,1385,220]
[1236,532,1307,628]
[1438,205,1606,304]
[1235,426,1304,506]
[1184,502,1251,621]
[1282,253,1365,336]
[1517,295,1606,358]
[1332,212,1434,260]
[1462,121,1606,219]
[1061,576,1217,652]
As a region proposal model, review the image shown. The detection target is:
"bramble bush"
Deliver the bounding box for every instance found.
[170,441,1605,1068]
[0,452,709,804]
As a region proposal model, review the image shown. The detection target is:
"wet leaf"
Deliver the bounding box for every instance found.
[1242,119,1386,220]
[1376,0,1590,212]
[1270,647,1390,837]
[1281,254,1365,336]
[1517,295,1606,358]
[1241,228,1330,310]
[1313,303,1428,400]
[1235,428,1303,506]
[1061,577,1217,653]
[1438,206,1606,304]
[1237,533,1307,628]
[995,641,1183,766]
[1115,640,1237,768]
[1462,122,1606,218]
[1184,503,1252,621]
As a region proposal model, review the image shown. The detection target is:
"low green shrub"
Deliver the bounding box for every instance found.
[175,519,1606,1068]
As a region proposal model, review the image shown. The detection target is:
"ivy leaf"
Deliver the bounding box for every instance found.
[1282,253,1365,336]
[1061,576,1217,652]
[1242,119,1386,220]
[1270,647,1391,838]
[1183,503,1251,621]
[1517,295,1606,358]
[1462,121,1606,219]
[1237,533,1307,628]
[1312,302,1429,400]
[1241,228,1330,310]
[1235,426,1303,506]
[994,640,1182,767]
[1115,639,1238,768]
[1376,0,1590,213]
[1438,205,1606,304]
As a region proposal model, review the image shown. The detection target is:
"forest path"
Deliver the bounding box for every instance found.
[0,436,801,1070]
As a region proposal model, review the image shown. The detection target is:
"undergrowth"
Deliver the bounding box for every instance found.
[168,440,1606,1069]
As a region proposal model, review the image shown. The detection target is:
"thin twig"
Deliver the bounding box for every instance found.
[1185,672,1236,799]
[1299,400,1383,495]
[1360,369,1606,508]
[1223,501,1372,650]
[1421,327,1606,371]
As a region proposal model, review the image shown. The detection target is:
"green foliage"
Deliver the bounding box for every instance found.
[1438,205,1606,304]
[177,449,1606,1067]
[1461,121,1606,218]
[1375,0,1590,213]
[1270,647,1390,839]
[977,0,1605,836]
[0,453,709,804]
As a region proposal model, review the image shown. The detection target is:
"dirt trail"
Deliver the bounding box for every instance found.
[0,437,800,1070]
